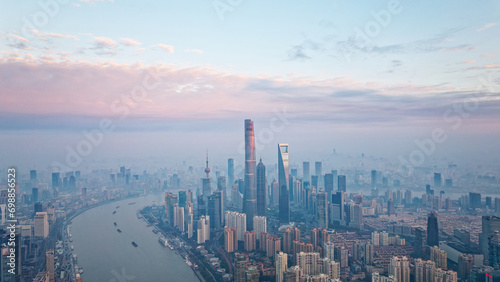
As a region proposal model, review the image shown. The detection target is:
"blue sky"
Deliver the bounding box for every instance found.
[0,0,499,170]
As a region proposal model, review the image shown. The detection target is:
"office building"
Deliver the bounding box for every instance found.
[371,170,377,188]
[208,191,223,229]
[427,211,439,247]
[303,162,310,183]
[51,172,60,190]
[469,192,482,209]
[228,158,234,187]
[278,143,290,225]
[315,161,322,188]
[46,250,55,282]
[324,173,334,197]
[434,173,442,187]
[164,192,178,224]
[32,188,39,204]
[243,119,257,230]
[338,175,346,192]
[256,159,266,216]
[317,192,328,229]
[331,191,345,226]
[35,212,49,238]
[217,176,227,213]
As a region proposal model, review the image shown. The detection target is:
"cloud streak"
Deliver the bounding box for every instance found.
[0,59,498,132]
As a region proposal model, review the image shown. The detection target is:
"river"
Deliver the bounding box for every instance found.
[70,193,200,282]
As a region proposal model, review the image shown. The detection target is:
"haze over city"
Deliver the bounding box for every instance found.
[1,0,500,171]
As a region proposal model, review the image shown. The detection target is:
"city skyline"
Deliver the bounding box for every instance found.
[1,1,500,171]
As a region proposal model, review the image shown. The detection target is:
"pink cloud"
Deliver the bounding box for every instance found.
[154,44,174,53]
[0,58,497,130]
[30,30,79,41]
[477,23,497,32]
[8,34,29,42]
[120,38,142,47]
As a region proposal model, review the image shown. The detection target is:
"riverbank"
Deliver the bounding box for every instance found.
[68,194,198,282]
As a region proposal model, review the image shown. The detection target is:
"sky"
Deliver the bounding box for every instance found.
[0,0,499,173]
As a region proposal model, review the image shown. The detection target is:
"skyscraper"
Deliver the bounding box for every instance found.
[331,191,344,226]
[315,161,323,188]
[371,170,377,188]
[208,192,223,229]
[338,175,346,192]
[317,192,328,229]
[303,161,310,183]
[51,172,60,190]
[243,119,257,230]
[228,158,234,187]
[364,242,374,265]
[434,173,442,187]
[46,249,55,282]
[256,159,266,216]
[324,173,334,197]
[30,170,37,181]
[217,176,227,214]
[32,188,39,204]
[481,216,500,262]
[34,212,49,238]
[414,227,427,258]
[165,193,179,224]
[278,143,290,225]
[469,192,482,209]
[427,211,439,247]
[178,191,187,208]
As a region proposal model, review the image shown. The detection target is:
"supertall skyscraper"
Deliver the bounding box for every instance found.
[243,119,257,230]
[278,143,290,225]
[256,159,266,216]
